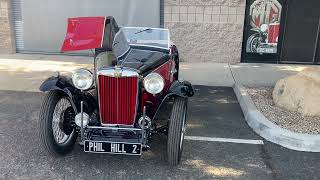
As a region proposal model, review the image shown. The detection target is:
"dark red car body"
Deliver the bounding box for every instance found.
[39,16,193,165]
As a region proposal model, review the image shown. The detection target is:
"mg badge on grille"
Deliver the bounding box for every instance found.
[114,67,122,78]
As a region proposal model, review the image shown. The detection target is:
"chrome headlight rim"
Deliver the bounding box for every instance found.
[143,73,165,95]
[71,68,94,90]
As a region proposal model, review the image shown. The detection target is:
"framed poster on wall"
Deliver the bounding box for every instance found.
[241,0,285,63]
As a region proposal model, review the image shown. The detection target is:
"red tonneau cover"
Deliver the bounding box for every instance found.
[61,17,105,52]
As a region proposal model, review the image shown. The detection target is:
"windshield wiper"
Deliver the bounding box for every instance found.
[134,28,152,34]
[132,57,148,62]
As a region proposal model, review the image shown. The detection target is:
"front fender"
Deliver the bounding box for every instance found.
[39,76,76,98]
[152,80,194,120]
[39,76,83,113]
[168,80,194,98]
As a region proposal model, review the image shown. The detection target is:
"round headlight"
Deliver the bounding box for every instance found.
[72,69,93,90]
[260,24,268,33]
[143,73,164,94]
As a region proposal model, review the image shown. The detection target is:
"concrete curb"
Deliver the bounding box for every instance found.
[233,83,320,152]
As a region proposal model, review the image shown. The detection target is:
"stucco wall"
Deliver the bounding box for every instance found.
[0,0,14,53]
[164,0,246,63]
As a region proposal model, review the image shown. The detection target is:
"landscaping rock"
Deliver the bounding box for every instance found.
[273,68,320,117]
[247,87,320,134]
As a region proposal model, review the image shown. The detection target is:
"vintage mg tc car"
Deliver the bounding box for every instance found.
[38,16,194,165]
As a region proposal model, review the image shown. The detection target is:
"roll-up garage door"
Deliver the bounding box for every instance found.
[12,0,162,55]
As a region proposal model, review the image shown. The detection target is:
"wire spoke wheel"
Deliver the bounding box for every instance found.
[39,91,78,156]
[250,37,259,52]
[52,98,74,144]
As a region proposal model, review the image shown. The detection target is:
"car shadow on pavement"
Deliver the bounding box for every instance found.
[0,88,319,179]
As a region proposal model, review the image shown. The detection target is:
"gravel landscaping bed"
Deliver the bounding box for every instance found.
[246,87,320,134]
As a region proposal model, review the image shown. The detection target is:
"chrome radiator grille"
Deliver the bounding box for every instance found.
[97,68,139,125]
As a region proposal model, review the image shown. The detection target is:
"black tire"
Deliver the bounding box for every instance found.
[246,34,260,53]
[167,97,187,166]
[39,91,77,156]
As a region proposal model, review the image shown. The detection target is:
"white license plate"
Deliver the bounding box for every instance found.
[84,141,142,155]
[257,47,277,53]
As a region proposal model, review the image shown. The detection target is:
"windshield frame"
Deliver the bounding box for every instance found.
[114,27,171,51]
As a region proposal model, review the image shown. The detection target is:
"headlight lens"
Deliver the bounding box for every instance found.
[260,24,268,32]
[72,69,93,90]
[75,112,89,127]
[143,73,164,94]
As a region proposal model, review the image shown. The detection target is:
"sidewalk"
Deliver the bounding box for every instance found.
[229,63,313,86]
[0,54,316,92]
[0,54,92,92]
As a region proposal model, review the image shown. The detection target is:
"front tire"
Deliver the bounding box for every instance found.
[39,91,78,156]
[246,34,260,53]
[167,97,187,166]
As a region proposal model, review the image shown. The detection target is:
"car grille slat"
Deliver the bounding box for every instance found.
[98,75,138,125]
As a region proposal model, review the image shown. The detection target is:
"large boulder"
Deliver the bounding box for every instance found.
[273,68,320,117]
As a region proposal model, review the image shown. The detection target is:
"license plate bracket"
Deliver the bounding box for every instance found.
[84,141,142,155]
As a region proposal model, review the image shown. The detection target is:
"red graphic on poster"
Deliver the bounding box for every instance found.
[246,0,282,54]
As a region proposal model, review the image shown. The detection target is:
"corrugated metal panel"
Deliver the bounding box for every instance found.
[11,0,24,51]
[160,0,164,27]
[10,0,161,54]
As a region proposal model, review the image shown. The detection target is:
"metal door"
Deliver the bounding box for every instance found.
[280,0,320,64]
[11,0,161,55]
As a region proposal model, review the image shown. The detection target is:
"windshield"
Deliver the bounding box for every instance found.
[117,27,170,49]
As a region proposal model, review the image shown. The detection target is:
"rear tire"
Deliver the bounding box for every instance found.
[39,91,77,156]
[167,97,187,166]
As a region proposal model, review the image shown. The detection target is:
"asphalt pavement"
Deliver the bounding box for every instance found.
[0,86,319,180]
